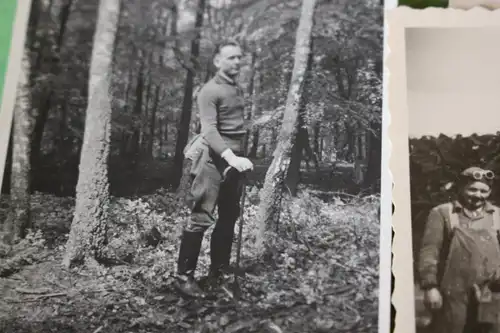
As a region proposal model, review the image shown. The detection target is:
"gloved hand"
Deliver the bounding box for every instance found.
[222,149,253,173]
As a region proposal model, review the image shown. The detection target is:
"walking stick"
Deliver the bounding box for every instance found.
[235,171,247,271]
[221,166,248,300]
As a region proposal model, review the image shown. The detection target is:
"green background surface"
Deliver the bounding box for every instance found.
[0,1,18,104]
[398,0,448,8]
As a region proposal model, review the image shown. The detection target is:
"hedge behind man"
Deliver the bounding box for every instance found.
[175,40,253,297]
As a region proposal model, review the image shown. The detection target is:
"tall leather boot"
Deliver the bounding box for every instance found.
[174,230,204,298]
[208,221,236,290]
[210,231,234,273]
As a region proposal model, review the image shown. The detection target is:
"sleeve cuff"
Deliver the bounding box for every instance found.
[420,280,438,290]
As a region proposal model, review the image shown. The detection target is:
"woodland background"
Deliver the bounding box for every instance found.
[2,0,382,198]
[0,0,383,332]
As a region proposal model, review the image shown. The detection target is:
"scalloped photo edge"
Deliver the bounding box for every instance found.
[388,6,500,333]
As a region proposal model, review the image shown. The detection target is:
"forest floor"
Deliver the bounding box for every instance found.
[0,170,380,333]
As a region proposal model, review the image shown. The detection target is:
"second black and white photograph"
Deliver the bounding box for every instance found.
[406,27,500,333]
[0,0,384,332]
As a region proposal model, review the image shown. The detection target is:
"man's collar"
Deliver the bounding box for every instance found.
[452,200,495,213]
[214,71,237,85]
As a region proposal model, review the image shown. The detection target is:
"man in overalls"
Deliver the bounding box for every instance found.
[419,166,500,333]
[175,40,253,297]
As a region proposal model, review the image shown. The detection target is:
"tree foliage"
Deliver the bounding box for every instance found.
[1,0,383,198]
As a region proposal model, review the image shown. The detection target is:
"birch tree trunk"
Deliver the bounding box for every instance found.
[62,0,120,268]
[4,50,33,242]
[256,0,317,251]
[285,38,314,196]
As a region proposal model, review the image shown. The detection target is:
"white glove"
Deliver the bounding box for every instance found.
[221,149,253,173]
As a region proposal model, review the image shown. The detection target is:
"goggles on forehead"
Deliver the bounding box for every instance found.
[468,169,495,181]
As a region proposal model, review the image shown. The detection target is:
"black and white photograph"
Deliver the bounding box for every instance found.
[406,27,500,333]
[0,0,385,332]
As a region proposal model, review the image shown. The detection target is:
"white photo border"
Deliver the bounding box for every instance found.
[388,6,500,333]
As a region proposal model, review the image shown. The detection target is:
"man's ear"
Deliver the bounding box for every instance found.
[213,53,220,68]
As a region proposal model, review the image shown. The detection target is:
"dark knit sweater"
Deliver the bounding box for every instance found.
[197,72,246,155]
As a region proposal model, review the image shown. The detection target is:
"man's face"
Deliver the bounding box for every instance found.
[214,44,242,77]
[461,181,492,209]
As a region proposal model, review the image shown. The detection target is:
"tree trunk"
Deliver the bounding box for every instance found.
[55,100,71,193]
[250,129,260,159]
[26,0,42,93]
[359,124,367,162]
[1,127,14,195]
[141,60,154,153]
[285,126,305,197]
[27,0,41,54]
[164,117,168,146]
[204,58,214,83]
[123,58,135,113]
[363,121,381,192]
[57,100,68,153]
[246,52,256,120]
[62,0,120,268]
[130,62,145,161]
[313,123,319,156]
[169,3,179,50]
[285,38,315,195]
[4,51,33,242]
[257,0,317,251]
[319,136,323,161]
[271,127,278,151]
[312,122,321,169]
[147,84,160,157]
[363,56,383,192]
[303,128,318,171]
[158,118,164,156]
[248,58,261,158]
[111,0,124,67]
[171,0,206,190]
[120,131,128,156]
[325,132,335,162]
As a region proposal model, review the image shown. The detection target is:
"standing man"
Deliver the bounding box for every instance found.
[175,40,253,297]
[419,166,500,333]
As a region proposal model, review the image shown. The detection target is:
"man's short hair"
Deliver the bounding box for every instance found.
[213,39,241,57]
